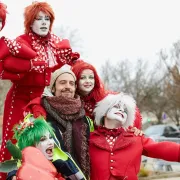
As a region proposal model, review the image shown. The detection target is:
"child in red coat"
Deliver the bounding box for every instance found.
[89,93,180,180]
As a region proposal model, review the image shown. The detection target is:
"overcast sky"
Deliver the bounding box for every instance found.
[2,0,180,72]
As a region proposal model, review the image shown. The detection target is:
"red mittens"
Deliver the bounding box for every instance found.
[23,97,46,119]
[32,105,47,118]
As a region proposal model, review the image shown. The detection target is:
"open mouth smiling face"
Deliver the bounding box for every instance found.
[36,131,55,161]
[107,102,128,124]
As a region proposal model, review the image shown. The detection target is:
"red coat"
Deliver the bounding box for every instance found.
[0,32,79,180]
[89,130,180,180]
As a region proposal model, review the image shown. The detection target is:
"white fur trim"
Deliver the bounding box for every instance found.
[93,93,136,129]
[42,87,54,97]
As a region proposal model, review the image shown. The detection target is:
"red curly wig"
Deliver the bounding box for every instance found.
[0,2,7,30]
[72,60,106,102]
[24,2,55,34]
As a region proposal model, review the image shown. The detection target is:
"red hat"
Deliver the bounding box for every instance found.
[0,2,7,30]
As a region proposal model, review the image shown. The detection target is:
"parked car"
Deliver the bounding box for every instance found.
[144,124,180,139]
[144,124,180,171]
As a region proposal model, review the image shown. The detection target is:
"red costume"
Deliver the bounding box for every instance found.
[72,60,142,129]
[89,93,180,180]
[0,3,79,179]
[90,128,180,180]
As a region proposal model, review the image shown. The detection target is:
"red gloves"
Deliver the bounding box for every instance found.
[31,105,47,118]
[23,97,46,119]
[71,52,80,62]
[56,39,80,65]
[30,57,47,73]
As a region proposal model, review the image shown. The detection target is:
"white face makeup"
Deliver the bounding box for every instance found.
[31,11,50,36]
[36,131,54,161]
[0,18,3,31]
[78,69,95,96]
[106,102,128,125]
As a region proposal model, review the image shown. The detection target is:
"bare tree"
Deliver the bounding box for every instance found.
[159,41,180,125]
[100,58,170,124]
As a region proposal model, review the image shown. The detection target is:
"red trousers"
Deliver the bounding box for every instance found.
[0,84,44,179]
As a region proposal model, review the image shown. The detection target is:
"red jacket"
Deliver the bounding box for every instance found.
[89,130,180,180]
[1,33,79,85]
[0,32,79,180]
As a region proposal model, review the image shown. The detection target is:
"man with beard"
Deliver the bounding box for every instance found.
[24,64,92,179]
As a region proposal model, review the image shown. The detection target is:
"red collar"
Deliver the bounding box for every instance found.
[97,126,124,137]
[29,30,51,45]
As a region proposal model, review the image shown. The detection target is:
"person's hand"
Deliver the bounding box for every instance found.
[32,105,46,119]
[71,52,80,61]
[129,127,144,136]
[30,58,47,73]
[12,176,17,180]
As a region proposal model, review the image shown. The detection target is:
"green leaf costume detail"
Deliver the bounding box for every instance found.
[0,160,18,172]
[6,140,22,160]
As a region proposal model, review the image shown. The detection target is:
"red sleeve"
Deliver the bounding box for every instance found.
[142,136,180,162]
[23,97,46,118]
[4,55,31,73]
[1,70,25,80]
[56,39,80,66]
[23,97,41,112]
[0,37,10,59]
[0,60,25,80]
[133,107,142,130]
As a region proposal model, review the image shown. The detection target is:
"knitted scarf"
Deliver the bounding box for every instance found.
[42,95,90,178]
[81,93,96,119]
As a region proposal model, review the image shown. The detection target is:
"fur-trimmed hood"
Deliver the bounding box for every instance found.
[93,93,136,129]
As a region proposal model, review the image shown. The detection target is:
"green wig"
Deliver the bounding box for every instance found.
[13,116,54,151]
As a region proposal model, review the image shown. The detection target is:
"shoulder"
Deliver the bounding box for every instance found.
[16,34,31,46]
